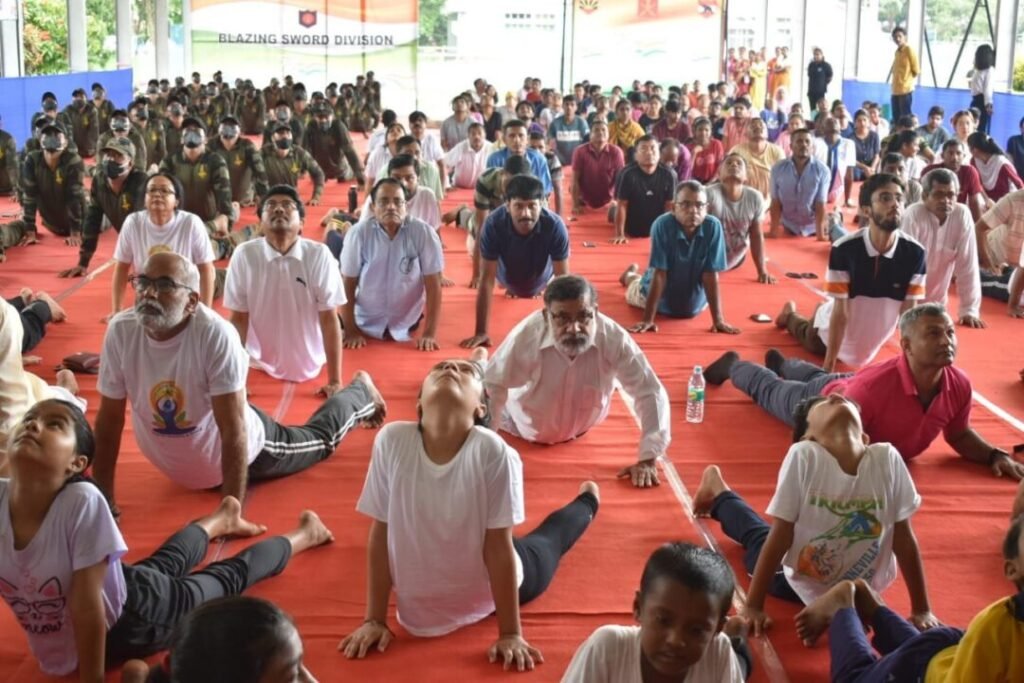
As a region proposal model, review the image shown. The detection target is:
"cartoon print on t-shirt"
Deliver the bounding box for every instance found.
[150,380,197,435]
[0,576,66,635]
[796,495,882,584]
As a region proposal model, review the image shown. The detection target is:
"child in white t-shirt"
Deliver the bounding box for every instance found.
[692,393,938,646]
[562,542,748,683]
[340,356,600,671]
[0,399,333,679]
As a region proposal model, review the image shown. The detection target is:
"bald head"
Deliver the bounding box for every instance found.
[142,252,200,292]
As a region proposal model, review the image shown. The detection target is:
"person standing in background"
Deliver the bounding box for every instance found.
[890,27,920,123]
[968,44,995,135]
[807,48,833,113]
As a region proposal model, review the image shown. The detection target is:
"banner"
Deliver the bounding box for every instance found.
[191,0,418,107]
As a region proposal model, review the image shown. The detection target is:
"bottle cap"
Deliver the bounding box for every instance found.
[693,365,703,373]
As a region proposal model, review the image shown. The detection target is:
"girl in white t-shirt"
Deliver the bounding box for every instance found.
[692,393,937,647]
[340,356,600,671]
[0,399,333,680]
[562,542,748,683]
[121,596,317,683]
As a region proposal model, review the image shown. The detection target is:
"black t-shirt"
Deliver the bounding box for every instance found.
[614,163,677,238]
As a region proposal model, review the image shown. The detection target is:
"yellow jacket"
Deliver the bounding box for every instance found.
[925,594,1024,682]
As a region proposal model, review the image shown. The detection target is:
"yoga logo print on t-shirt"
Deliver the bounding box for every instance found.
[0,576,66,635]
[150,380,197,435]
[796,495,883,584]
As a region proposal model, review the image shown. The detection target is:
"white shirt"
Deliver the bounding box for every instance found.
[416,132,445,162]
[365,145,393,181]
[98,305,266,489]
[0,481,127,677]
[339,217,444,341]
[356,188,440,230]
[561,625,743,683]
[356,423,524,637]
[903,154,927,180]
[113,210,215,272]
[981,190,1024,269]
[968,67,993,104]
[443,139,495,189]
[705,184,765,270]
[813,137,856,178]
[872,118,890,139]
[486,311,670,461]
[224,238,346,382]
[367,128,387,154]
[766,441,920,604]
[900,202,981,318]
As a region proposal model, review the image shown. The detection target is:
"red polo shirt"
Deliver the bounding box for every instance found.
[571,142,625,209]
[822,354,972,460]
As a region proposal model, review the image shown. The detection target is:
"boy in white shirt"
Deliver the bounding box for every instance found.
[340,354,599,670]
[692,393,939,645]
[562,542,748,683]
[443,122,494,189]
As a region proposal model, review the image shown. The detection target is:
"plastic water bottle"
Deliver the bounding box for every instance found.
[686,366,705,424]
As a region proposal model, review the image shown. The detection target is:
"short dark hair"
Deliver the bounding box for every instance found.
[528,130,545,141]
[941,138,965,152]
[664,99,681,114]
[927,105,945,118]
[639,542,735,620]
[1004,515,1023,560]
[881,152,904,169]
[258,184,305,219]
[387,153,417,174]
[732,97,751,109]
[502,155,532,176]
[370,177,407,203]
[503,118,527,132]
[635,134,657,147]
[562,94,576,105]
[147,172,184,202]
[395,135,419,151]
[792,396,828,442]
[896,115,916,129]
[543,274,597,307]
[890,129,919,153]
[380,109,397,126]
[859,172,905,208]
[891,26,906,38]
[504,174,545,202]
[408,110,427,124]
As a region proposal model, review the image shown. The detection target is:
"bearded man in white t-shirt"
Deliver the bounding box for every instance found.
[225,185,346,389]
[92,252,386,519]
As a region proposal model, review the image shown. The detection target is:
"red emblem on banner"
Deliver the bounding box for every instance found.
[578,0,598,13]
[637,0,658,17]
[298,9,318,28]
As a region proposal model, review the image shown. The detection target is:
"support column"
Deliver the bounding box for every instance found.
[115,0,132,69]
[844,0,861,80]
[67,0,87,71]
[994,0,1015,92]
[0,19,22,78]
[155,0,169,78]
[181,0,192,74]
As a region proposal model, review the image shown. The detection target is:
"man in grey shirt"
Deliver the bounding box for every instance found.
[440,95,473,151]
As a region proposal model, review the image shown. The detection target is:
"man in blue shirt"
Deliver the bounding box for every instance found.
[769,127,831,239]
[460,174,570,348]
[620,180,739,334]
[486,119,554,196]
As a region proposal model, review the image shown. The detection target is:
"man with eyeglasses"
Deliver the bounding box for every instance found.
[340,178,443,351]
[483,274,670,488]
[108,172,216,321]
[209,114,268,207]
[58,137,148,278]
[620,180,738,334]
[224,185,346,389]
[774,173,927,370]
[93,251,387,518]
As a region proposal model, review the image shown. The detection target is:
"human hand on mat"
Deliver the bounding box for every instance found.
[316,382,343,398]
[343,328,367,349]
[416,335,440,352]
[460,333,492,349]
[991,453,1024,480]
[617,460,660,488]
[757,271,777,284]
[610,234,629,245]
[64,232,82,247]
[1009,305,1024,319]
[339,620,394,659]
[629,321,658,334]
[58,265,87,278]
[741,606,772,636]
[958,314,986,329]
[488,634,543,672]
[18,230,39,246]
[710,320,740,334]
[909,611,941,631]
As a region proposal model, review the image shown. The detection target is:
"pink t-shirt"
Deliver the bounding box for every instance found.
[0,481,127,676]
[822,354,972,460]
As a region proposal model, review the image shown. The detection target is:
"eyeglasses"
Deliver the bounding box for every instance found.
[146,188,175,196]
[129,275,190,294]
[264,199,297,212]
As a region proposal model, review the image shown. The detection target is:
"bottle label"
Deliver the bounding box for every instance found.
[688,387,704,402]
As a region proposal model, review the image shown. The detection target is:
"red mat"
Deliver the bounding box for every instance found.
[0,151,1021,683]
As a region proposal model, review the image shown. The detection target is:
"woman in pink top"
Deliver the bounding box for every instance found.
[686,117,725,183]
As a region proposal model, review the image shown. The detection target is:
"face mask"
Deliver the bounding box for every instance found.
[111,119,130,132]
[192,77,201,84]
[220,125,239,138]
[169,105,184,116]
[41,134,62,151]
[197,101,209,111]
[276,111,289,122]
[136,109,149,121]
[92,89,103,99]
[104,160,125,177]
[73,99,86,109]
[42,101,57,112]
[160,85,169,93]
[318,121,331,131]
[183,131,204,148]
[275,138,292,150]
[246,91,255,99]
[147,86,158,95]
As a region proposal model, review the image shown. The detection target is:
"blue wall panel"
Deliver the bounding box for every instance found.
[842,79,1024,151]
[0,69,134,151]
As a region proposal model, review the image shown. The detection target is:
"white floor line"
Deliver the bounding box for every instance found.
[615,386,791,683]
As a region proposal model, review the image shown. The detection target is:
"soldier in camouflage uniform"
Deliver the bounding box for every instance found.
[63,88,98,158]
[262,123,325,205]
[97,110,147,170]
[302,104,366,185]
[209,115,268,206]
[129,98,167,170]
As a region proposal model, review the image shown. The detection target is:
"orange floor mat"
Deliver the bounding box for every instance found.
[0,154,1021,682]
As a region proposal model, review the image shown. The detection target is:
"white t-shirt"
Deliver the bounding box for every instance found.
[704,184,765,270]
[443,139,495,189]
[0,481,127,677]
[766,441,921,604]
[98,305,266,489]
[356,422,525,637]
[224,238,346,382]
[561,625,743,683]
[113,210,215,272]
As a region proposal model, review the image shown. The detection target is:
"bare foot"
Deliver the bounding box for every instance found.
[852,578,884,623]
[196,496,267,539]
[18,287,33,304]
[120,659,151,683]
[284,510,335,555]
[353,370,386,428]
[579,480,600,505]
[470,347,489,364]
[1012,479,1024,521]
[775,300,796,329]
[692,465,730,516]
[794,580,855,647]
[21,355,41,366]
[619,263,639,287]
[56,369,79,396]
[441,273,455,287]
[34,291,67,322]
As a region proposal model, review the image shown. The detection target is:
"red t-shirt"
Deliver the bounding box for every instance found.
[686,139,725,184]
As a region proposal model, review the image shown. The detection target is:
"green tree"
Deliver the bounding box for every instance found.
[23,0,115,74]
[418,0,449,47]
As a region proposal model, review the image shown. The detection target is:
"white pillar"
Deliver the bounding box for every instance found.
[155,0,169,78]
[844,0,861,80]
[67,0,87,71]
[115,0,131,69]
[0,18,22,77]
[181,0,192,74]
[906,0,924,86]
[994,0,1015,92]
